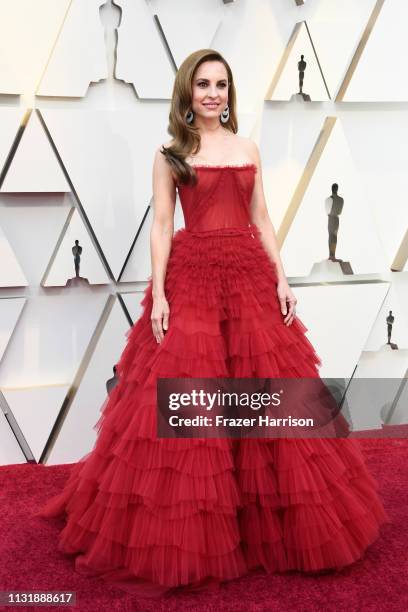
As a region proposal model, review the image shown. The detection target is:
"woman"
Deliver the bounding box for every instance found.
[36,49,388,595]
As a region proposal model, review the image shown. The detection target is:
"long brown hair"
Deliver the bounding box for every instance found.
[160,49,238,186]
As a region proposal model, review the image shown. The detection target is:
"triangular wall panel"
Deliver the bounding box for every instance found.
[280,118,387,278]
[1,111,70,193]
[43,207,110,287]
[266,21,330,101]
[37,0,108,97]
[341,0,408,101]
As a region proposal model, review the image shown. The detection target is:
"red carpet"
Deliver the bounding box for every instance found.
[0,438,407,611]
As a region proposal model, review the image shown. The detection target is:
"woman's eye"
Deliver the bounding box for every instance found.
[198,82,227,88]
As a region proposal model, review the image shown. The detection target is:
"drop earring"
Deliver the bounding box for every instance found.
[186,109,194,124]
[220,104,229,123]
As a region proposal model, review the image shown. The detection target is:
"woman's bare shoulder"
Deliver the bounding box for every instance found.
[155,139,174,166]
[240,135,258,150]
[230,135,259,162]
[154,140,179,184]
[161,139,175,150]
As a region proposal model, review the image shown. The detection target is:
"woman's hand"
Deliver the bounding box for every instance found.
[276,279,297,326]
[151,295,170,343]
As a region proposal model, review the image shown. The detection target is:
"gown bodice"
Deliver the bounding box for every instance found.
[177,163,257,232]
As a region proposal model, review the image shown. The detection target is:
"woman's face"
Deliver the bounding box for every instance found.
[190,60,229,119]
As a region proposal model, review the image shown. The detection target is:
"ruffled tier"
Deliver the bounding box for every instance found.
[236,437,389,573]
[36,226,388,590]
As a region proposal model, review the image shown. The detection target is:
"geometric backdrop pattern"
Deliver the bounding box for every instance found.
[0,0,407,465]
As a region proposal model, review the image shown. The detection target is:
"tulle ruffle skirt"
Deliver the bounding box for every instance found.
[36,225,388,593]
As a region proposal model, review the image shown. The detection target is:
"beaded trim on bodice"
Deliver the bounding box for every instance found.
[187,162,257,171]
[185,156,257,171]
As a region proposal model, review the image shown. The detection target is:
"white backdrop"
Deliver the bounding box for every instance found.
[0,0,407,465]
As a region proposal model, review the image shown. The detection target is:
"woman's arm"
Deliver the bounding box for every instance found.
[150,146,176,342]
[247,139,297,326]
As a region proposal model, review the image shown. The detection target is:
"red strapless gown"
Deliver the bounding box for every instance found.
[36,163,388,595]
